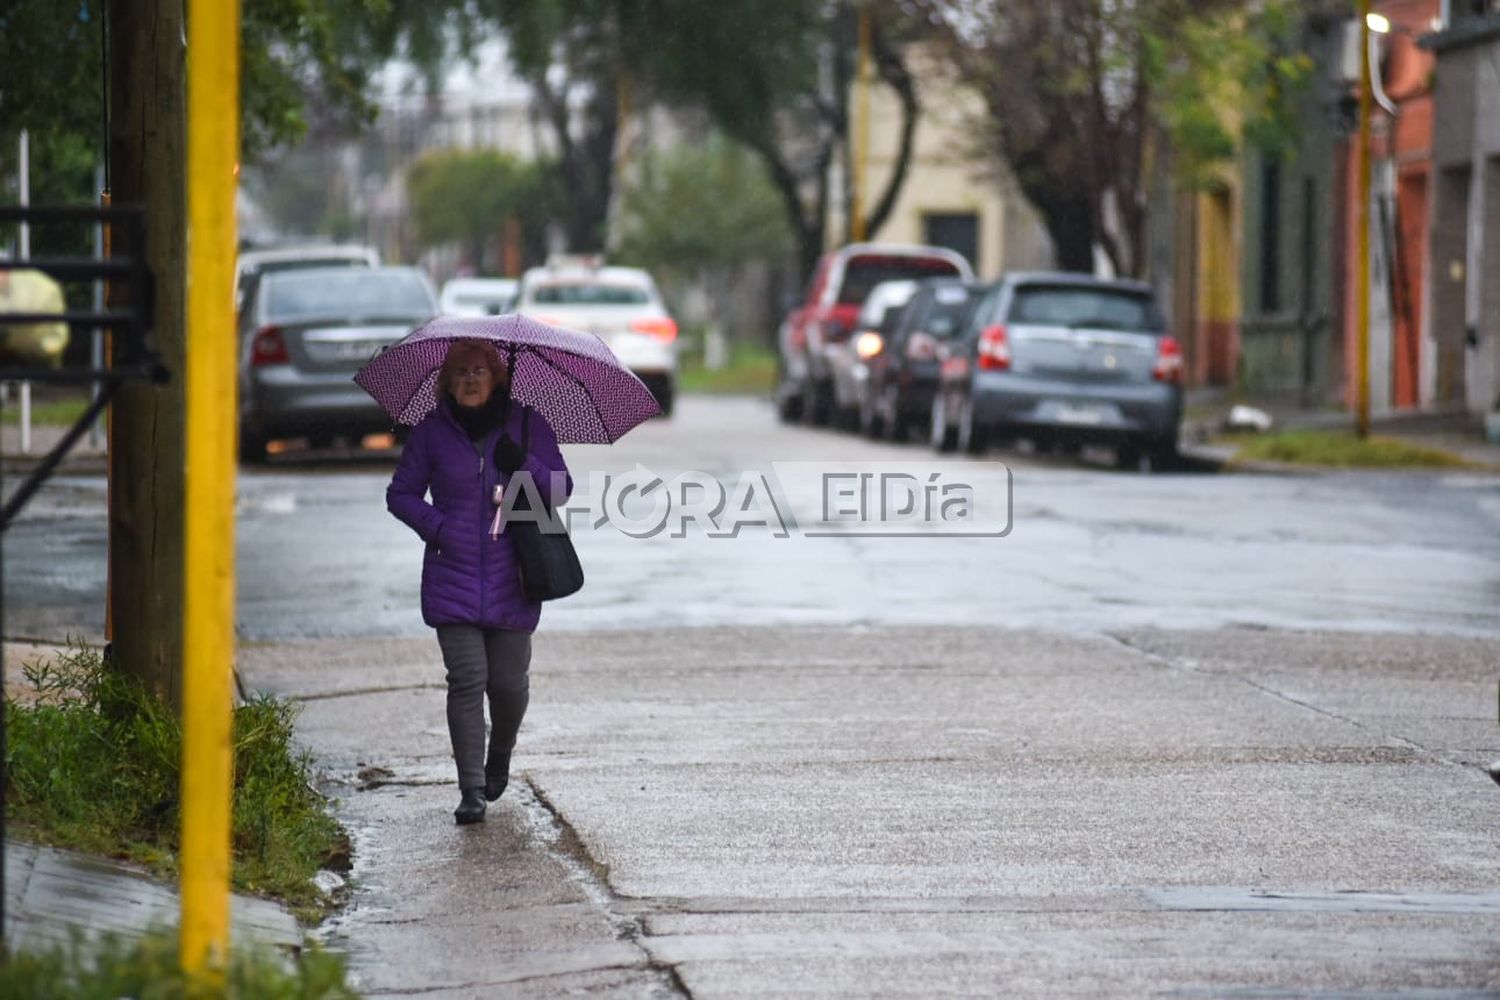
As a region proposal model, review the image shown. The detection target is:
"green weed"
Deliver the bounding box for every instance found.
[0,394,91,426]
[678,338,777,395]
[1231,429,1472,469]
[5,644,348,919]
[0,928,358,999]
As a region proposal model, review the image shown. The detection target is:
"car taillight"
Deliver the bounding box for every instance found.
[854,331,884,360]
[976,324,1011,371]
[905,331,939,361]
[1153,335,1183,384]
[629,317,678,342]
[250,325,290,366]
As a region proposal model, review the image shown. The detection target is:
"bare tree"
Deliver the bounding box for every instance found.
[916,0,1306,277]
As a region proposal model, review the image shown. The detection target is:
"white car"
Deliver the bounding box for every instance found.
[439,277,518,317]
[514,259,677,415]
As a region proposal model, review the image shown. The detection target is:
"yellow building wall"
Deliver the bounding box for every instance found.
[843,46,1050,279]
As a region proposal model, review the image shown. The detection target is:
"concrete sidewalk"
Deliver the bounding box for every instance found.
[242,626,1500,997]
[3,841,301,954]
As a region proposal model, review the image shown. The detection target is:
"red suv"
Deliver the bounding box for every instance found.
[777,243,972,423]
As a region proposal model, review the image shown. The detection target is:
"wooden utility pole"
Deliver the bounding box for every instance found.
[108,0,188,705]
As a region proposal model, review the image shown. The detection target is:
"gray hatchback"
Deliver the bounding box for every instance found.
[931,273,1183,465]
[238,266,438,460]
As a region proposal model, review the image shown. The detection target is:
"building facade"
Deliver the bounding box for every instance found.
[834,46,1053,279]
[1424,1,1500,415]
[1239,5,1353,405]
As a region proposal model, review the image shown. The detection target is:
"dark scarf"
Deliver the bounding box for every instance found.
[445,390,509,442]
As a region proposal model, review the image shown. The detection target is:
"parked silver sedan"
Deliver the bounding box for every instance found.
[238,266,438,460]
[931,273,1183,466]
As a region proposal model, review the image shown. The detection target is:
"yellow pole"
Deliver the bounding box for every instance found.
[181,0,240,977]
[1355,0,1372,438]
[850,6,872,243]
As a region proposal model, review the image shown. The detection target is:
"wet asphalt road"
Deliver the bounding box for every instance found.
[8,395,1500,641]
[7,395,1500,996]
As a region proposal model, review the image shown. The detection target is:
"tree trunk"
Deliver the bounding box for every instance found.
[1035,191,1096,273]
[863,23,918,241]
[531,69,616,253]
[748,136,824,287]
[107,0,186,708]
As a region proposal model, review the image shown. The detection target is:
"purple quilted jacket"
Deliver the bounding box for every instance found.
[387,401,573,632]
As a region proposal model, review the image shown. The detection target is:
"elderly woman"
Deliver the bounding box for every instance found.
[387,340,573,825]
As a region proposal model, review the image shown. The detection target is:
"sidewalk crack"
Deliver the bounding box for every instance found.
[519,779,692,998]
[1103,631,1473,774]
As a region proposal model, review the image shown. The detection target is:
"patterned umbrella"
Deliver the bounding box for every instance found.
[354,314,661,444]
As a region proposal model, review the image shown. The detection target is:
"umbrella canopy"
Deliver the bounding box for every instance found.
[354,314,661,444]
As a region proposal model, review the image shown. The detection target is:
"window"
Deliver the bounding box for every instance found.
[922,285,982,337]
[1260,155,1282,312]
[836,256,963,304]
[530,283,651,306]
[266,271,433,320]
[923,213,980,270]
[1008,286,1163,330]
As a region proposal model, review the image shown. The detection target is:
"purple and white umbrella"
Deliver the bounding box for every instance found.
[354,314,661,444]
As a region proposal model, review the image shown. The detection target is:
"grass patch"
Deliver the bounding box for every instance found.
[1231,429,1471,469]
[678,340,777,395]
[0,394,91,426]
[0,928,357,998]
[6,644,349,922]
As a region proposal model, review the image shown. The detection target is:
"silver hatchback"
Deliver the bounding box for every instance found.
[238,266,438,460]
[931,273,1183,465]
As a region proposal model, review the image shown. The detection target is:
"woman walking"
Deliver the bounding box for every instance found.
[386,340,573,825]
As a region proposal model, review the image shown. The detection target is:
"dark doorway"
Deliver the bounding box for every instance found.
[923,213,979,271]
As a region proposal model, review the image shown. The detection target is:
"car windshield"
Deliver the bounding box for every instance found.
[837,256,962,305]
[266,271,433,320]
[256,256,369,275]
[1008,286,1162,330]
[530,283,651,306]
[456,294,510,308]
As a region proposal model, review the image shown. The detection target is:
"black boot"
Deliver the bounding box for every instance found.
[454,788,487,825]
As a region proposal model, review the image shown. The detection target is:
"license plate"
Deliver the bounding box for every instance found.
[330,340,382,360]
[1053,403,1108,425]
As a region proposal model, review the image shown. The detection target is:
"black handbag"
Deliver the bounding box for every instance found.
[505,408,584,602]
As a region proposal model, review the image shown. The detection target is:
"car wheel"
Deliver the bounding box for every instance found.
[775,366,804,423]
[858,393,884,439]
[884,385,909,442]
[930,393,957,453]
[957,395,988,455]
[1147,435,1178,471]
[654,379,675,418]
[239,422,269,465]
[805,378,833,426]
[1115,441,1145,471]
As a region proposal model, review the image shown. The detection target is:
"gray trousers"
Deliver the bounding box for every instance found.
[435,625,532,792]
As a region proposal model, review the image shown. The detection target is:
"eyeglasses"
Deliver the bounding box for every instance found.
[453,366,492,380]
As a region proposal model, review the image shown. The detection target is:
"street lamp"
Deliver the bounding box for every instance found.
[1355,1,1373,438]
[1366,11,1393,34]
